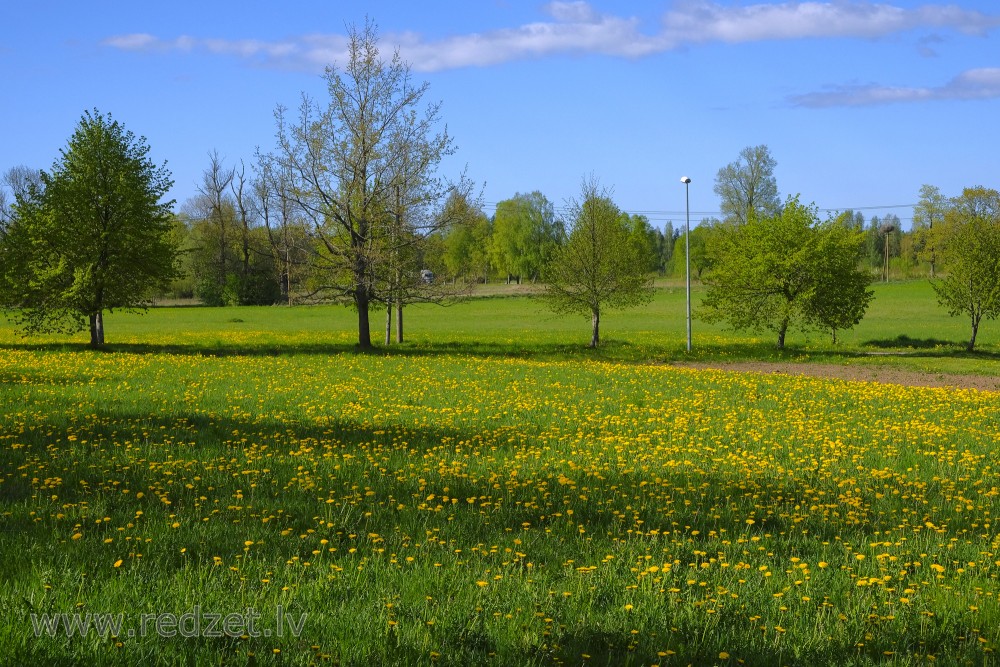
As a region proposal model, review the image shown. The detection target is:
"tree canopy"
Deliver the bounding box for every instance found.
[0,109,177,346]
[264,20,463,349]
[701,197,872,348]
[931,186,1000,352]
[714,144,781,225]
[490,191,563,284]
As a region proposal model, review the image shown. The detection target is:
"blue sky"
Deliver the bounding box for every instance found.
[2,1,998,229]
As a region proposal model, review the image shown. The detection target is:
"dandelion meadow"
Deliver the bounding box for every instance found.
[3,285,1000,665]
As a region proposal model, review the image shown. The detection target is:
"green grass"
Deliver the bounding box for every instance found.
[3,281,1000,665]
[6,279,1000,365]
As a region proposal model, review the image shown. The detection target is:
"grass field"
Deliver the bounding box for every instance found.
[3,281,1000,665]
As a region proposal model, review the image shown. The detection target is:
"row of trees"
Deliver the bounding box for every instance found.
[423,191,679,286]
[0,22,997,351]
[701,144,1000,351]
[171,177,680,304]
[0,22,474,349]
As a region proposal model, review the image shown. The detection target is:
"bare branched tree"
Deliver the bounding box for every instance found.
[263,19,470,348]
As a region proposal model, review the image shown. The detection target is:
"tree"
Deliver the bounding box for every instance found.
[541,178,654,348]
[198,150,235,296]
[931,187,1000,352]
[265,20,457,349]
[490,192,563,283]
[0,110,177,347]
[804,220,874,343]
[670,220,720,279]
[701,197,872,349]
[255,160,311,305]
[0,166,42,237]
[913,184,949,277]
[658,221,676,275]
[623,213,660,274]
[441,191,492,282]
[713,144,781,225]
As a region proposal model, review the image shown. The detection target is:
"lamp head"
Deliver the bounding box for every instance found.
[680,176,691,184]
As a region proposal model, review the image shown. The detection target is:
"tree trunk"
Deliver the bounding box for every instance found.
[590,309,600,348]
[969,316,980,352]
[89,311,105,348]
[385,302,392,346]
[776,318,788,349]
[356,286,372,349]
[395,300,403,344]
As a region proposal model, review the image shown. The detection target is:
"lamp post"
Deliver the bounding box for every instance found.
[680,176,692,352]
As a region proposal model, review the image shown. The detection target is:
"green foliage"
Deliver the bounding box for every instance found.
[931,186,1000,351]
[541,179,653,347]
[622,212,660,274]
[912,184,950,276]
[701,197,873,348]
[440,192,492,282]
[490,191,563,283]
[184,207,285,307]
[0,109,176,345]
[670,221,720,279]
[806,220,876,342]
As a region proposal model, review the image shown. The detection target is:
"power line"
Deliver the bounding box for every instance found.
[482,201,921,221]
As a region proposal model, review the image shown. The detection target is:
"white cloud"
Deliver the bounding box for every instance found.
[790,67,1000,107]
[102,1,1000,72]
[661,1,998,44]
[103,33,159,50]
[544,1,599,23]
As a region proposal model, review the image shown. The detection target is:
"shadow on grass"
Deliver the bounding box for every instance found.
[2,401,967,550]
[862,334,960,350]
[3,401,991,666]
[0,337,677,363]
[3,333,1000,370]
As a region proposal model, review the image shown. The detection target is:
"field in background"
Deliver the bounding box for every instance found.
[13,280,1000,368]
[3,281,1000,665]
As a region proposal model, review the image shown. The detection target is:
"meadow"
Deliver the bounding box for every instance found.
[3,281,1000,666]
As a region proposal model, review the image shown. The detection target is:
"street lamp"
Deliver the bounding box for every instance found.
[680,176,692,352]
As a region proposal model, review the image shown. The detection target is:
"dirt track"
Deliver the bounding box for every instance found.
[670,361,1000,392]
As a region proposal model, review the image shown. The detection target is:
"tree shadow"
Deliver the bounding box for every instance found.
[0,337,665,363]
[862,334,960,350]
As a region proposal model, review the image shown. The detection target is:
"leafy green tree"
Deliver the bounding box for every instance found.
[670,220,719,279]
[931,186,1000,352]
[659,221,676,275]
[490,191,563,283]
[623,213,659,274]
[0,110,177,346]
[912,184,950,277]
[713,144,781,225]
[701,197,872,349]
[441,191,492,282]
[541,178,654,348]
[164,214,197,300]
[804,221,874,343]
